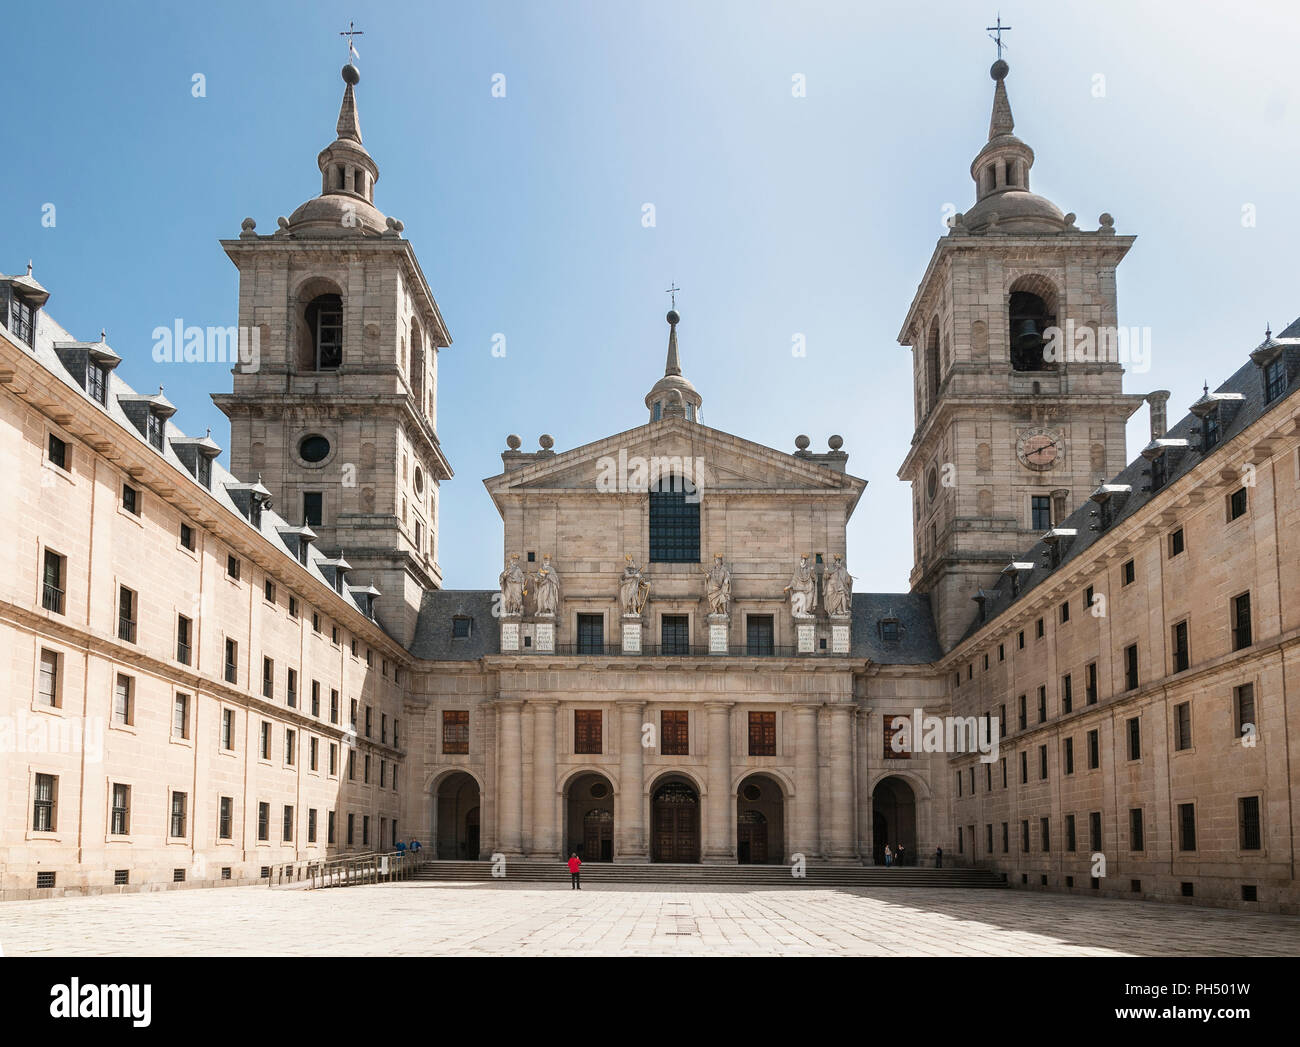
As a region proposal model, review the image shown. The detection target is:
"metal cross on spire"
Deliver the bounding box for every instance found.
[665,282,680,310]
[986,14,1012,59]
[340,21,364,62]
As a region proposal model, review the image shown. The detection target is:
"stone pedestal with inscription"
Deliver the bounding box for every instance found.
[621,615,642,654]
[534,618,554,653]
[830,616,851,655]
[500,616,521,652]
[796,622,815,654]
[707,613,728,655]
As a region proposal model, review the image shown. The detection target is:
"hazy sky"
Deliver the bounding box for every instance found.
[8,0,1299,591]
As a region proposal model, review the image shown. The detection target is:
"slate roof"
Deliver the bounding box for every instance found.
[409,589,499,660]
[957,317,1300,644]
[3,279,379,623]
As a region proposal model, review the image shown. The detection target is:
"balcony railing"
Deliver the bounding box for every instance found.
[42,584,64,614]
[118,616,137,643]
[177,642,191,665]
[224,663,238,684]
[534,643,803,658]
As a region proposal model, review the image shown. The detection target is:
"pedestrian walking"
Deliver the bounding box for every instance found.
[568,852,582,889]
[935,846,943,868]
[884,844,893,867]
[897,844,906,867]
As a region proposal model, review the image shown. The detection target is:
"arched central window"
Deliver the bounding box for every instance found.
[306,294,343,370]
[649,475,699,563]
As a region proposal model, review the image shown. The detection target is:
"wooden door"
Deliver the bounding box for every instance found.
[652,783,699,862]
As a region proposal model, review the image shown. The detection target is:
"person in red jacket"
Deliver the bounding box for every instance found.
[568,852,582,890]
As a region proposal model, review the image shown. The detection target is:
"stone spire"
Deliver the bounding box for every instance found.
[988,60,1014,139]
[336,64,363,143]
[645,307,702,423]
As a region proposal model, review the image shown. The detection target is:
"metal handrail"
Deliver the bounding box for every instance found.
[287,850,420,890]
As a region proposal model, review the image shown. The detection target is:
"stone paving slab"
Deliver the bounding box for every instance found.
[1,881,1298,957]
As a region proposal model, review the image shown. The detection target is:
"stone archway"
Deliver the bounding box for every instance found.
[565,772,615,862]
[434,771,481,860]
[872,775,917,865]
[736,773,785,864]
[651,775,700,863]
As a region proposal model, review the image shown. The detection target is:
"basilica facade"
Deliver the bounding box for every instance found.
[2,55,1297,911]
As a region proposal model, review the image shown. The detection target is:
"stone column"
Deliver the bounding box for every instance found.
[703,702,734,863]
[791,703,821,859]
[617,701,647,861]
[497,700,524,856]
[531,700,558,857]
[827,704,857,862]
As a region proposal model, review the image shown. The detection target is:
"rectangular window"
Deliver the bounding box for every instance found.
[574,709,603,754]
[1065,814,1076,853]
[308,808,318,844]
[363,754,370,783]
[576,613,604,654]
[749,711,777,757]
[221,708,235,750]
[287,668,297,708]
[350,699,358,728]
[48,433,68,470]
[87,362,107,404]
[746,615,775,656]
[661,710,689,755]
[362,816,370,846]
[33,773,57,831]
[223,638,238,685]
[257,802,270,842]
[329,741,338,776]
[1124,644,1138,691]
[1121,559,1135,585]
[1037,685,1047,723]
[1038,744,1047,780]
[1064,736,1074,775]
[1172,620,1189,673]
[1084,585,1094,611]
[227,554,241,580]
[1232,592,1252,651]
[173,692,190,740]
[1060,600,1070,624]
[285,729,296,766]
[260,721,271,760]
[1169,527,1185,557]
[122,483,140,515]
[113,673,133,725]
[1021,820,1030,853]
[1127,716,1141,760]
[169,791,187,838]
[111,783,130,835]
[1087,729,1099,769]
[1239,796,1261,851]
[1040,817,1050,852]
[1130,808,1145,851]
[1086,661,1098,705]
[1089,812,1102,852]
[303,492,323,527]
[330,689,339,724]
[1061,673,1073,714]
[348,750,356,780]
[146,410,163,450]
[1229,487,1248,521]
[365,706,372,738]
[289,596,298,619]
[660,614,690,655]
[347,813,355,846]
[282,805,294,842]
[38,648,60,707]
[328,810,336,845]
[451,616,471,638]
[442,710,469,754]
[1036,617,1044,639]
[264,578,276,603]
[311,680,321,718]
[262,657,274,699]
[1017,694,1026,731]
[218,796,233,840]
[986,824,994,853]
[1235,683,1256,738]
[117,586,136,643]
[998,704,1006,738]
[42,549,65,614]
[648,479,700,563]
[1264,356,1288,402]
[1178,803,1197,851]
[309,735,319,771]
[1019,750,1027,785]
[1175,702,1192,751]
[1031,495,1052,531]
[176,614,192,665]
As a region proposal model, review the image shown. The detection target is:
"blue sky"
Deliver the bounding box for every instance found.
[8,0,1299,591]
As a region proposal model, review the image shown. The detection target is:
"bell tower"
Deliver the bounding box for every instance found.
[897,58,1146,649]
[213,61,453,646]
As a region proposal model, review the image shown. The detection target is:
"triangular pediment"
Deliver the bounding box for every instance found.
[484,418,865,513]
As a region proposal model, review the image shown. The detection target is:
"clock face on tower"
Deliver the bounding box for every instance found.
[1017,427,1063,471]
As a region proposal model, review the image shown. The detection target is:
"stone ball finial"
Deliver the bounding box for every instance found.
[666,309,680,325]
[277,216,289,229]
[342,63,360,86]
[539,434,554,450]
[1099,212,1115,229]
[828,434,844,450]
[240,217,256,231]
[795,434,811,450]
[506,434,522,450]
[991,59,1009,81]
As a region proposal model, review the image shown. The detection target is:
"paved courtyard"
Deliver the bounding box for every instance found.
[2,882,1298,956]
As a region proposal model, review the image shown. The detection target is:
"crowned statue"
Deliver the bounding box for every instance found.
[784,553,817,619]
[533,554,561,617]
[823,553,853,618]
[499,553,526,617]
[619,555,650,617]
[702,554,731,617]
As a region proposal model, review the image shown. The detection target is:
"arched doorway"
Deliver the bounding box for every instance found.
[651,777,700,862]
[736,774,785,864]
[565,773,614,862]
[872,776,917,865]
[435,772,481,860]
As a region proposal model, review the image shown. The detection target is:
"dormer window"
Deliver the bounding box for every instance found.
[197,455,211,488]
[1203,411,1220,451]
[1264,356,1287,403]
[146,410,163,450]
[306,294,343,370]
[452,616,472,638]
[5,291,35,345]
[1149,452,1166,491]
[87,362,108,405]
[878,618,901,644]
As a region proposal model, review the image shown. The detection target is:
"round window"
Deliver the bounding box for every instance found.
[590,782,609,800]
[743,784,762,802]
[413,465,425,496]
[926,467,938,501]
[299,435,331,463]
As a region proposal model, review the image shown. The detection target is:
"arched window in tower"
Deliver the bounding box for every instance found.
[926,319,941,408]
[1008,283,1057,373]
[410,322,425,403]
[306,294,344,370]
[648,474,700,563]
